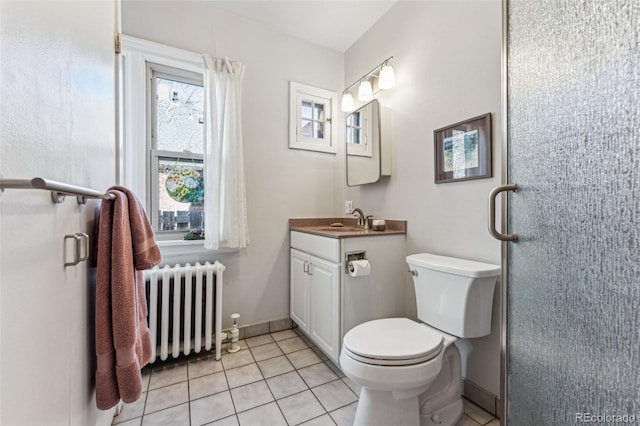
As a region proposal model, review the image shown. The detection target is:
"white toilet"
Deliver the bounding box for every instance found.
[340,253,500,426]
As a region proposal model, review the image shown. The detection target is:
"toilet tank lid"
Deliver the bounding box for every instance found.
[406,253,500,278]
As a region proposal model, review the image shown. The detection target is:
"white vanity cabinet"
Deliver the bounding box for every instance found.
[290,228,406,364]
[290,232,341,361]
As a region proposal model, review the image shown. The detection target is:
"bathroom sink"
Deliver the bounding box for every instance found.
[317,226,360,232]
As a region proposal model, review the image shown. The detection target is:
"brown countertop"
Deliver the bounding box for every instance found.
[289,217,406,239]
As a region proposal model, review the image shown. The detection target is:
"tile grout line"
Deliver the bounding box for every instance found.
[225,350,252,420]
[311,377,359,417]
[253,371,291,426]
[186,363,193,426]
[124,330,497,426]
[227,343,286,423]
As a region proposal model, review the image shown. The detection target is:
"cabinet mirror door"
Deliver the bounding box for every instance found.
[346,99,384,186]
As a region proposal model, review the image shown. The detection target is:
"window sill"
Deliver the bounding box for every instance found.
[156,239,239,258]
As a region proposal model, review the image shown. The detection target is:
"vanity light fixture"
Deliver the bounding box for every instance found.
[378,61,396,90]
[340,56,395,112]
[358,80,374,102]
[341,91,355,112]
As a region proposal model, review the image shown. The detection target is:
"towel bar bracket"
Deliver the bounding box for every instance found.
[51,191,66,204]
[50,192,91,204]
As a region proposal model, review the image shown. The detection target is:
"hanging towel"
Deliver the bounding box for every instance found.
[95,186,161,410]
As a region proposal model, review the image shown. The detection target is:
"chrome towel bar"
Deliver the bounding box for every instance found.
[0,177,115,204]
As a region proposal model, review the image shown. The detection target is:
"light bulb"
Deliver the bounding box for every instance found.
[378,64,395,90]
[341,92,355,112]
[358,80,373,102]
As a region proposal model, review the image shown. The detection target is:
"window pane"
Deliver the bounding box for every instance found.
[314,122,324,139]
[158,158,204,232]
[314,103,325,121]
[350,112,360,127]
[301,119,313,137]
[301,101,313,119]
[156,77,204,154]
[349,128,361,145]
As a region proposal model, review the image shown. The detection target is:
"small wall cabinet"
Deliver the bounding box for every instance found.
[289,82,338,154]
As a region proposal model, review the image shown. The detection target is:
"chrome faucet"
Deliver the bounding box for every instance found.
[351,208,368,229]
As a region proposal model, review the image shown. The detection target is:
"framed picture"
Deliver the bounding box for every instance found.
[434,113,492,184]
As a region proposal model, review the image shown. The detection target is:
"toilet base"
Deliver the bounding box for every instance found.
[353,387,421,426]
[419,398,463,426]
[418,344,464,425]
[353,389,463,426]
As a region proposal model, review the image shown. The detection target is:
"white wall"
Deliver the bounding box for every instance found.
[0,0,503,421]
[123,0,502,399]
[122,1,345,329]
[0,1,117,424]
[344,1,503,396]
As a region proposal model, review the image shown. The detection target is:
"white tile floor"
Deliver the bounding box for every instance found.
[112,329,499,426]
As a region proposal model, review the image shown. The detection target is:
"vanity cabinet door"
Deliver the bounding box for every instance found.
[290,249,310,333]
[308,255,340,362]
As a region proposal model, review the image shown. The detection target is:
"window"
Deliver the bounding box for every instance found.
[149,66,205,239]
[289,82,338,154]
[346,110,361,145]
[121,36,210,250]
[346,103,373,158]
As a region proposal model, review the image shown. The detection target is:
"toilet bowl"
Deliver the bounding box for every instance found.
[340,253,500,426]
[340,318,461,426]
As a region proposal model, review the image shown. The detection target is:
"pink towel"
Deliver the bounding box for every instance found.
[95,186,161,410]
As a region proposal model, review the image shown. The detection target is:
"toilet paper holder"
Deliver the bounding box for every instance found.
[345,250,367,274]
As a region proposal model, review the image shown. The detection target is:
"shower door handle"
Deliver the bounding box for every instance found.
[489,184,519,242]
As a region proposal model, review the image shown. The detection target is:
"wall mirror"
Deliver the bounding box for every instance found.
[346,99,391,186]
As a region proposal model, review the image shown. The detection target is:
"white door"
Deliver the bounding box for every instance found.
[308,256,340,361]
[290,249,310,333]
[0,1,118,425]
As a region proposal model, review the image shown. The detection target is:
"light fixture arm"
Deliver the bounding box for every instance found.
[342,56,394,95]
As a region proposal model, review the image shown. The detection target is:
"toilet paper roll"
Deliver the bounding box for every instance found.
[348,259,371,277]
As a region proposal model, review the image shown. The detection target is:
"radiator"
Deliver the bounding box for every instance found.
[143,261,225,362]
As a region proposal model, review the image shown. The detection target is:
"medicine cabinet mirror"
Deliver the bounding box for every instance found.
[346,99,391,186]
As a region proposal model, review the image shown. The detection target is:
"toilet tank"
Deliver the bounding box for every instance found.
[406,253,500,338]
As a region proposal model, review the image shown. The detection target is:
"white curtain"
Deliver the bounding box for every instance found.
[203,56,249,250]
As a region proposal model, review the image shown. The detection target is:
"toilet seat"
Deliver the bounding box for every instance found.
[342,318,443,366]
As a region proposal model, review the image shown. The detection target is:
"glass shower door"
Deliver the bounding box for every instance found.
[503,0,640,424]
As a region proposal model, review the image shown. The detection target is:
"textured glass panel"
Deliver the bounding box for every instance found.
[507,1,639,424]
